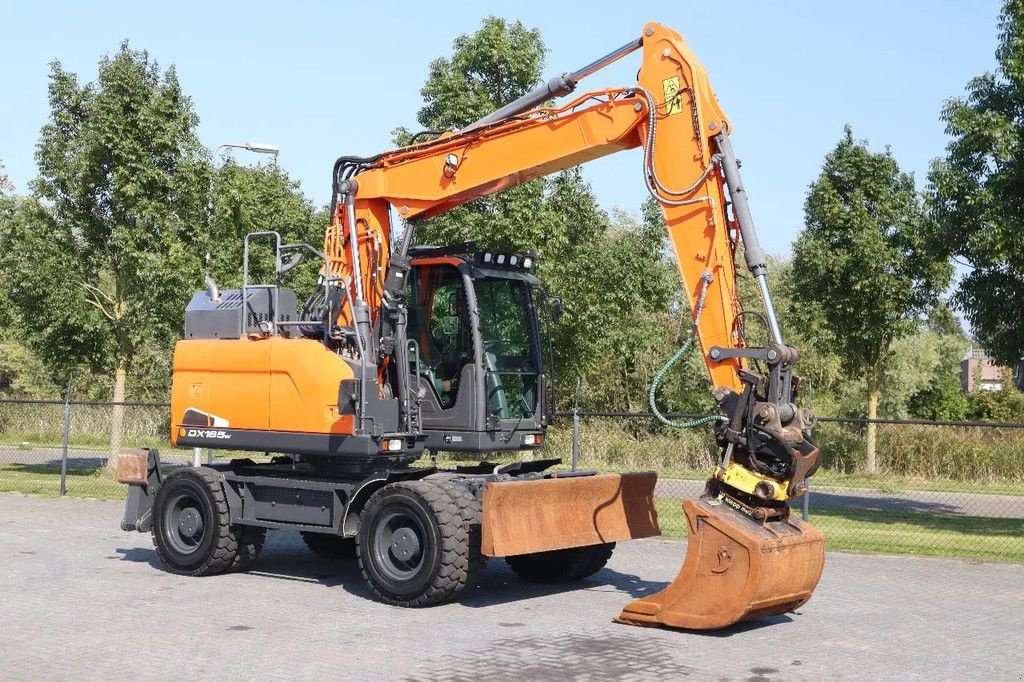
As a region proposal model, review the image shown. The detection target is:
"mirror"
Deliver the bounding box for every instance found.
[279,251,305,274]
[550,296,564,324]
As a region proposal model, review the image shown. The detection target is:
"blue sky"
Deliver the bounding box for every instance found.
[0,1,1003,255]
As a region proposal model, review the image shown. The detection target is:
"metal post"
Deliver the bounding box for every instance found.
[59,373,73,496]
[571,378,582,471]
[802,479,810,522]
[345,191,364,304]
[193,447,201,468]
[207,448,213,466]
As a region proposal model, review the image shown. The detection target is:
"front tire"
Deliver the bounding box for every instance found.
[357,481,470,607]
[505,543,615,584]
[152,467,252,576]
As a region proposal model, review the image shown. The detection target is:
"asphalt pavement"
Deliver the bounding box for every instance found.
[1,493,1021,680]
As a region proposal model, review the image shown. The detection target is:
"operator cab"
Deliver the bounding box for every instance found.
[406,245,547,452]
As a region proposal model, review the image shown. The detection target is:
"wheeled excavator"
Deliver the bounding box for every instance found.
[119,22,825,630]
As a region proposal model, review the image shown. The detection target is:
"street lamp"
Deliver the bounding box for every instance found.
[214,142,280,160]
[207,141,281,216]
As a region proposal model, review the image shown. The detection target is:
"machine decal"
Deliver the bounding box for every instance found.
[662,76,682,116]
[184,428,232,440]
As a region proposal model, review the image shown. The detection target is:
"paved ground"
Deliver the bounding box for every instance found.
[1,493,1021,680]
[4,445,1023,518]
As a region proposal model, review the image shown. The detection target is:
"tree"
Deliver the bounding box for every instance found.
[928,1,1024,365]
[904,303,970,421]
[792,127,952,472]
[0,160,11,195]
[207,160,328,297]
[570,200,705,413]
[393,17,625,395]
[9,43,208,461]
[0,164,55,397]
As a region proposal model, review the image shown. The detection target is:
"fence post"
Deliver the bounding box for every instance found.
[802,479,810,522]
[571,378,581,471]
[207,448,213,466]
[192,447,201,468]
[59,373,73,496]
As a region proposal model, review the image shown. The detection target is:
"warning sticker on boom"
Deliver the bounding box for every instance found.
[662,76,682,116]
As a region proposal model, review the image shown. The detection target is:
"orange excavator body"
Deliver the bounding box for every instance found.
[168,22,824,630]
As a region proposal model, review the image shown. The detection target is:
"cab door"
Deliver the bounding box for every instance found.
[406,261,481,437]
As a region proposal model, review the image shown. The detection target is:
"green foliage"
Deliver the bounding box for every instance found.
[0,160,12,195]
[965,372,1024,421]
[393,17,701,410]
[416,17,546,130]
[907,371,970,421]
[928,1,1024,365]
[578,201,712,414]
[207,161,328,299]
[7,43,208,403]
[794,126,953,381]
[1,46,323,403]
[905,303,970,420]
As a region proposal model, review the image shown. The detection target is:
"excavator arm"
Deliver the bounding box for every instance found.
[323,22,825,629]
[328,22,817,503]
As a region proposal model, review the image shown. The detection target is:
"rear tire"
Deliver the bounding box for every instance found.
[152,467,247,576]
[301,532,357,560]
[505,542,615,584]
[357,481,470,607]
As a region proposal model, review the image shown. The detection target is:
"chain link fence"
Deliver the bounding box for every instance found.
[0,397,197,499]
[539,412,1024,563]
[1,396,1021,562]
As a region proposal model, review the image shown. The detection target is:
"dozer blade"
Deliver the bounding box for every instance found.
[616,496,824,630]
[481,472,660,557]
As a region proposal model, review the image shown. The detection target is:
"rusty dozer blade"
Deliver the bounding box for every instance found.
[481,472,660,557]
[616,496,824,630]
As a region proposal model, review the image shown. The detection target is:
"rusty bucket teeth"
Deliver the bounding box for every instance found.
[615,496,825,631]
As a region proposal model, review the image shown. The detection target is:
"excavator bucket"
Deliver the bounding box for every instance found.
[480,472,660,557]
[616,496,825,630]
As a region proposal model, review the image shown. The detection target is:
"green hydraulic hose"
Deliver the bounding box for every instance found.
[648,271,729,430]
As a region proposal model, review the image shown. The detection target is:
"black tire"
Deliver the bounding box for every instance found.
[301,532,357,560]
[356,480,470,607]
[505,542,615,584]
[429,479,486,576]
[152,467,244,576]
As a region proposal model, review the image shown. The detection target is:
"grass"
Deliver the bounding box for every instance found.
[810,507,1024,562]
[654,498,1024,563]
[0,464,126,500]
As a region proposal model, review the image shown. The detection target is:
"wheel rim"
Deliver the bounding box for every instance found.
[372,508,427,582]
[163,490,209,556]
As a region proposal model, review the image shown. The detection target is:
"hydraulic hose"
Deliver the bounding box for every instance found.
[648,271,729,430]
[648,331,728,429]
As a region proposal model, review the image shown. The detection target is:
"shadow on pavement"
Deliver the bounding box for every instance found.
[809,490,963,515]
[116,532,675,609]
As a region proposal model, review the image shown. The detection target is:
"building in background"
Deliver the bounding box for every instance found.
[961,346,1008,392]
